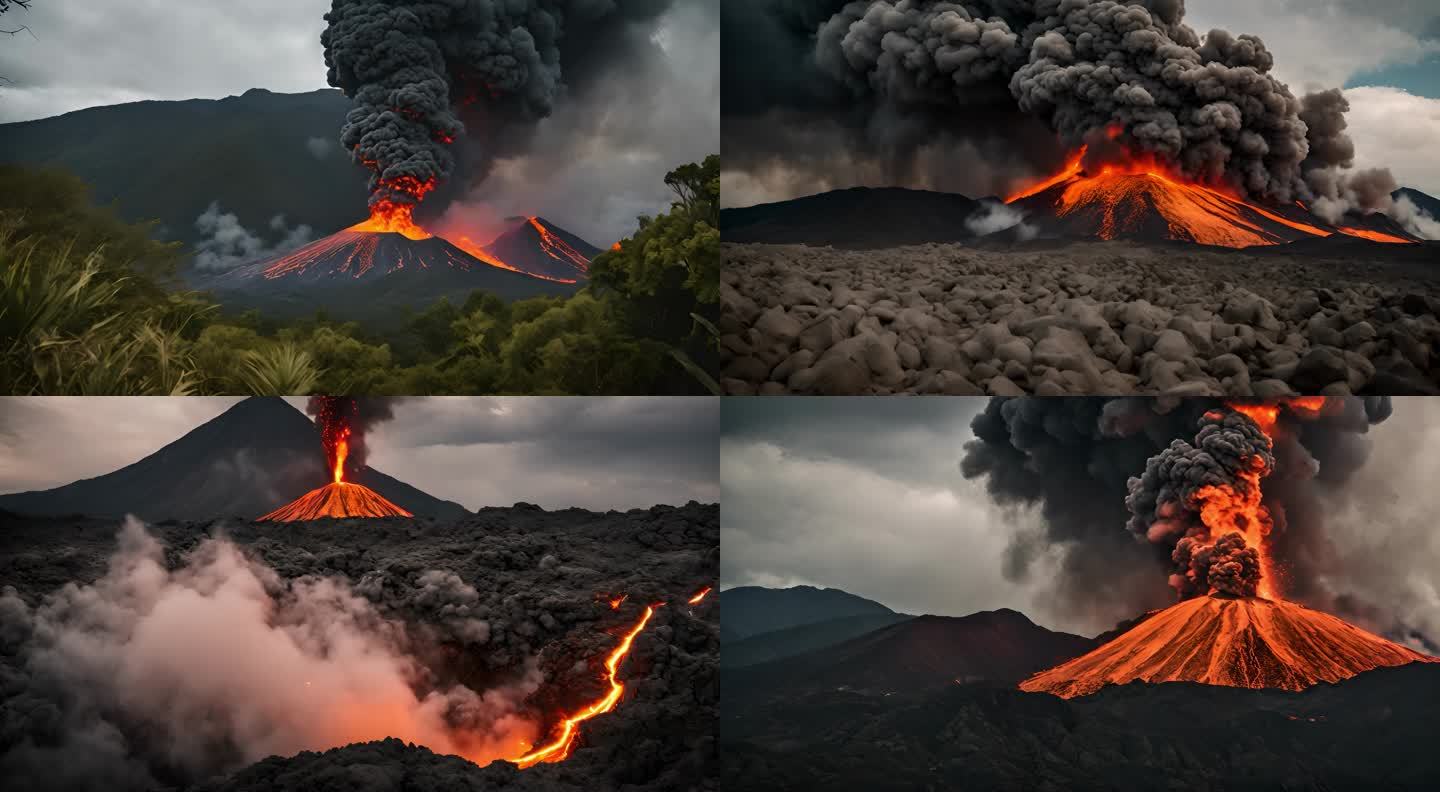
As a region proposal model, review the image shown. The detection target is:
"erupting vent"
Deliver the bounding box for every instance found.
[1020,596,1436,698]
[1007,144,1417,248]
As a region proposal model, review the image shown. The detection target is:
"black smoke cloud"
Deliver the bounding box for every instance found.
[306,396,406,474]
[1124,411,1275,598]
[726,0,1395,212]
[960,396,1395,631]
[322,0,676,212]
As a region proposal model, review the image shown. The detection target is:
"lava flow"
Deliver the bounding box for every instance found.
[511,604,658,769]
[258,398,412,522]
[1006,142,1415,247]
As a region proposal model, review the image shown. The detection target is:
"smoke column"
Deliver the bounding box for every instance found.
[322,1,679,219]
[733,0,1396,213]
[960,396,1394,630]
[305,396,405,476]
[0,518,540,792]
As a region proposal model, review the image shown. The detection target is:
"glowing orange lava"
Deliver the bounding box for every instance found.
[349,200,433,241]
[687,587,712,605]
[1336,226,1413,244]
[529,217,592,273]
[1020,596,1437,698]
[1003,141,1416,248]
[257,481,414,521]
[608,594,628,610]
[331,429,350,484]
[512,604,658,769]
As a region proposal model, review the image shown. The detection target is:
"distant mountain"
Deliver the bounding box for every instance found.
[0,398,467,521]
[720,585,897,641]
[723,662,1440,791]
[721,612,912,669]
[728,609,1094,697]
[1395,187,1440,221]
[481,216,600,283]
[721,187,985,248]
[0,89,366,248]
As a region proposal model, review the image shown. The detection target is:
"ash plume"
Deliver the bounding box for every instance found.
[321,0,680,217]
[1124,411,1274,598]
[730,0,1395,212]
[0,518,540,791]
[960,397,1394,630]
[305,396,405,473]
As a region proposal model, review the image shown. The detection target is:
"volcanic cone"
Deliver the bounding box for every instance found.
[1020,596,1436,699]
[258,481,412,522]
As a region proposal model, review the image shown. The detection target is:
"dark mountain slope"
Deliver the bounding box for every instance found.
[721,612,913,669]
[0,89,366,247]
[0,397,466,520]
[720,585,897,641]
[721,187,984,248]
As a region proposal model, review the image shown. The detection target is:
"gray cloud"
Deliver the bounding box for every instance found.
[0,397,718,512]
[721,397,1440,641]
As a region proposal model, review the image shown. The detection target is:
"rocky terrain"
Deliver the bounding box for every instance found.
[720,241,1440,396]
[0,502,719,792]
[722,662,1440,791]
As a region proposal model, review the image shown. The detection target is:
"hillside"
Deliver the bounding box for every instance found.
[0,89,366,247]
[720,585,897,641]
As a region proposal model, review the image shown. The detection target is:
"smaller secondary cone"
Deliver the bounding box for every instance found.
[258,481,413,522]
[1020,596,1437,699]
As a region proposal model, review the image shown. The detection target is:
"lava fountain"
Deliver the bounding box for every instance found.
[258,397,412,522]
[1021,398,1436,697]
[1006,134,1415,247]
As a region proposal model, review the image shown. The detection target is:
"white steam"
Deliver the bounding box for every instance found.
[0,518,540,791]
[966,201,1038,241]
[193,203,315,272]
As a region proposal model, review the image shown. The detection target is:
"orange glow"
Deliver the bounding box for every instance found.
[349,199,433,241]
[1020,596,1437,698]
[1192,474,1279,600]
[1006,147,1088,203]
[608,594,628,611]
[1002,141,1376,248]
[443,233,580,284]
[687,587,712,605]
[332,430,350,484]
[610,241,622,252]
[257,481,414,521]
[511,605,658,769]
[1336,226,1413,244]
[529,217,592,273]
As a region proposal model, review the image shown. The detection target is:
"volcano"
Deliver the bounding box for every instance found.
[258,481,413,521]
[1020,595,1436,699]
[1007,151,1419,248]
[0,397,465,521]
[207,212,592,321]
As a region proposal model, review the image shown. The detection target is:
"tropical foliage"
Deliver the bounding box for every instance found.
[0,158,719,395]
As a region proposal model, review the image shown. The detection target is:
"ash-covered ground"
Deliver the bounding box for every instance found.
[720,241,1440,396]
[0,502,718,792]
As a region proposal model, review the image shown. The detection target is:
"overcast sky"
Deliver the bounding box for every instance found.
[720,0,1440,207]
[0,397,718,511]
[0,0,718,245]
[721,397,1440,639]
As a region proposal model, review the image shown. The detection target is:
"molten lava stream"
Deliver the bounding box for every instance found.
[687,587,712,605]
[511,604,657,769]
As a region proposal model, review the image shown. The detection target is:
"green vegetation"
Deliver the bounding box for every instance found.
[0,157,718,395]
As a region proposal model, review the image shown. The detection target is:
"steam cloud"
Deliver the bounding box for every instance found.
[960,396,1398,631]
[321,0,680,216]
[193,203,315,272]
[728,0,1400,214]
[1124,410,1274,598]
[0,518,539,792]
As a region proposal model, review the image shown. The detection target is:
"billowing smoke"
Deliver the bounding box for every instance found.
[1124,410,1275,598]
[729,0,1396,214]
[321,0,681,221]
[960,396,1395,631]
[305,396,406,474]
[0,518,540,791]
[193,203,315,272]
